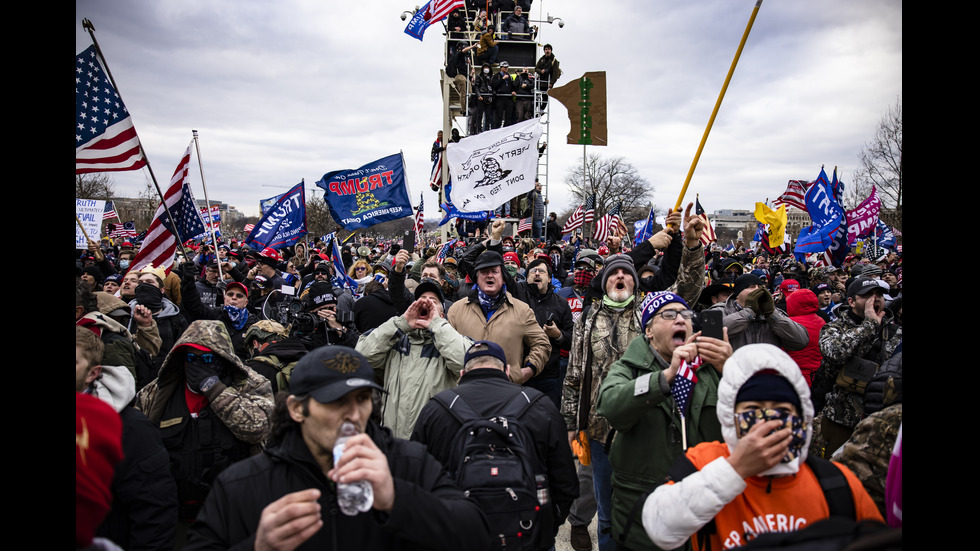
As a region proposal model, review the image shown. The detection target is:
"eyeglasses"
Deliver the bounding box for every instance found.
[355,266,368,272]
[528,267,549,275]
[655,309,695,321]
[186,353,216,364]
[226,292,246,299]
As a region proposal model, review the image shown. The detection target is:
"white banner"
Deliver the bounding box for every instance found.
[446,118,543,213]
[76,198,105,248]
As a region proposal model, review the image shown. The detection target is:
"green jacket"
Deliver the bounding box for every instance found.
[596,335,722,550]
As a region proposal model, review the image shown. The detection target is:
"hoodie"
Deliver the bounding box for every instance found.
[135,320,274,445]
[786,290,826,386]
[642,344,881,550]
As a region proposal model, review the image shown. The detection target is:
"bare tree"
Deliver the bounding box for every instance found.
[850,98,902,231]
[305,194,340,240]
[563,154,654,218]
[75,173,114,201]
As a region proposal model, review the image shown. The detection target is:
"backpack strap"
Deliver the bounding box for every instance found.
[805,455,856,520]
[498,387,544,421]
[433,389,479,426]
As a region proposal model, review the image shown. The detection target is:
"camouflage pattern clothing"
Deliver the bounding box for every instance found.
[814,309,901,429]
[667,243,706,306]
[136,320,274,445]
[836,403,902,517]
[562,297,643,442]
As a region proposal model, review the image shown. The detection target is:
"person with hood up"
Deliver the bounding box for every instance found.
[785,289,826,386]
[131,264,189,380]
[357,280,473,439]
[135,320,274,534]
[642,344,882,550]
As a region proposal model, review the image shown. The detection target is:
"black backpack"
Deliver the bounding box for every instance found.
[433,388,552,551]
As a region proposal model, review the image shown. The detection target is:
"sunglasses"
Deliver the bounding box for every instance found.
[186,353,216,364]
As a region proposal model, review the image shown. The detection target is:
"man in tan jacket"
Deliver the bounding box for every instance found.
[447,248,550,384]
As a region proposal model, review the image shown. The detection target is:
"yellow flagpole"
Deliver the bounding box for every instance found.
[672,0,765,219]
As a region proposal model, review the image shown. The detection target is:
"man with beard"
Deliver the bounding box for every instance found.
[183,346,489,551]
[562,206,707,551]
[517,257,573,409]
[810,278,902,459]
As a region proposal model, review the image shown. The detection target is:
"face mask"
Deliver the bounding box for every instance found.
[734,408,806,465]
[119,260,130,269]
[483,68,490,74]
[574,270,594,289]
[505,265,519,277]
[134,283,163,311]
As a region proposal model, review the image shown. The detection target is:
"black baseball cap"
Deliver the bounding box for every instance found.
[290,346,385,404]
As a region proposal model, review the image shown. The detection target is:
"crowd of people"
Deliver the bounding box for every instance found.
[76,206,902,550]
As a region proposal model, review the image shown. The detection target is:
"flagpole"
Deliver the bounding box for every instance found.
[671,0,764,224]
[82,19,192,267]
[192,130,225,280]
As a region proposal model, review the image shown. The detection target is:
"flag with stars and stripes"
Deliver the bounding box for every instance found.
[696,196,717,246]
[414,194,425,234]
[102,200,118,221]
[75,46,146,174]
[583,194,595,224]
[108,221,136,239]
[671,357,700,417]
[437,239,457,263]
[593,203,622,242]
[130,145,206,274]
[518,218,532,234]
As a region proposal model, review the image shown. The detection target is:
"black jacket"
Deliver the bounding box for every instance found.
[519,283,573,380]
[97,407,177,551]
[185,423,490,551]
[410,369,579,546]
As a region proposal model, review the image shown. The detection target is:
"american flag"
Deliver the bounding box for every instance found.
[696,197,717,246]
[426,0,464,22]
[593,203,622,242]
[437,239,458,263]
[103,200,118,221]
[243,223,255,234]
[130,146,207,274]
[561,194,596,234]
[108,221,136,238]
[772,180,810,212]
[671,357,701,417]
[414,194,425,234]
[75,46,147,174]
[429,150,443,190]
[199,205,221,222]
[518,218,532,234]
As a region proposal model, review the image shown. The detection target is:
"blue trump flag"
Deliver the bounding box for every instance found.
[634,207,657,243]
[316,153,413,230]
[795,168,844,254]
[404,1,434,41]
[439,181,491,225]
[245,182,308,250]
[875,220,897,248]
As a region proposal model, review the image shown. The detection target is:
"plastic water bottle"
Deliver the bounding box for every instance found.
[333,422,374,516]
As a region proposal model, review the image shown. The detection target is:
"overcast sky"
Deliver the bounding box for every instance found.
[76,0,902,224]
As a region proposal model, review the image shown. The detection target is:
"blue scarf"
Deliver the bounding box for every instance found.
[223,305,249,330]
[477,284,507,322]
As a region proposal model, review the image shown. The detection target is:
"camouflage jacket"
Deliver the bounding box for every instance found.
[836,403,902,517]
[814,309,901,428]
[136,320,274,444]
[561,296,643,442]
[667,242,706,306]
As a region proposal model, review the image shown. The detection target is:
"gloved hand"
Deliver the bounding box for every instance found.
[185,354,218,392]
[179,262,198,283]
[745,287,775,317]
